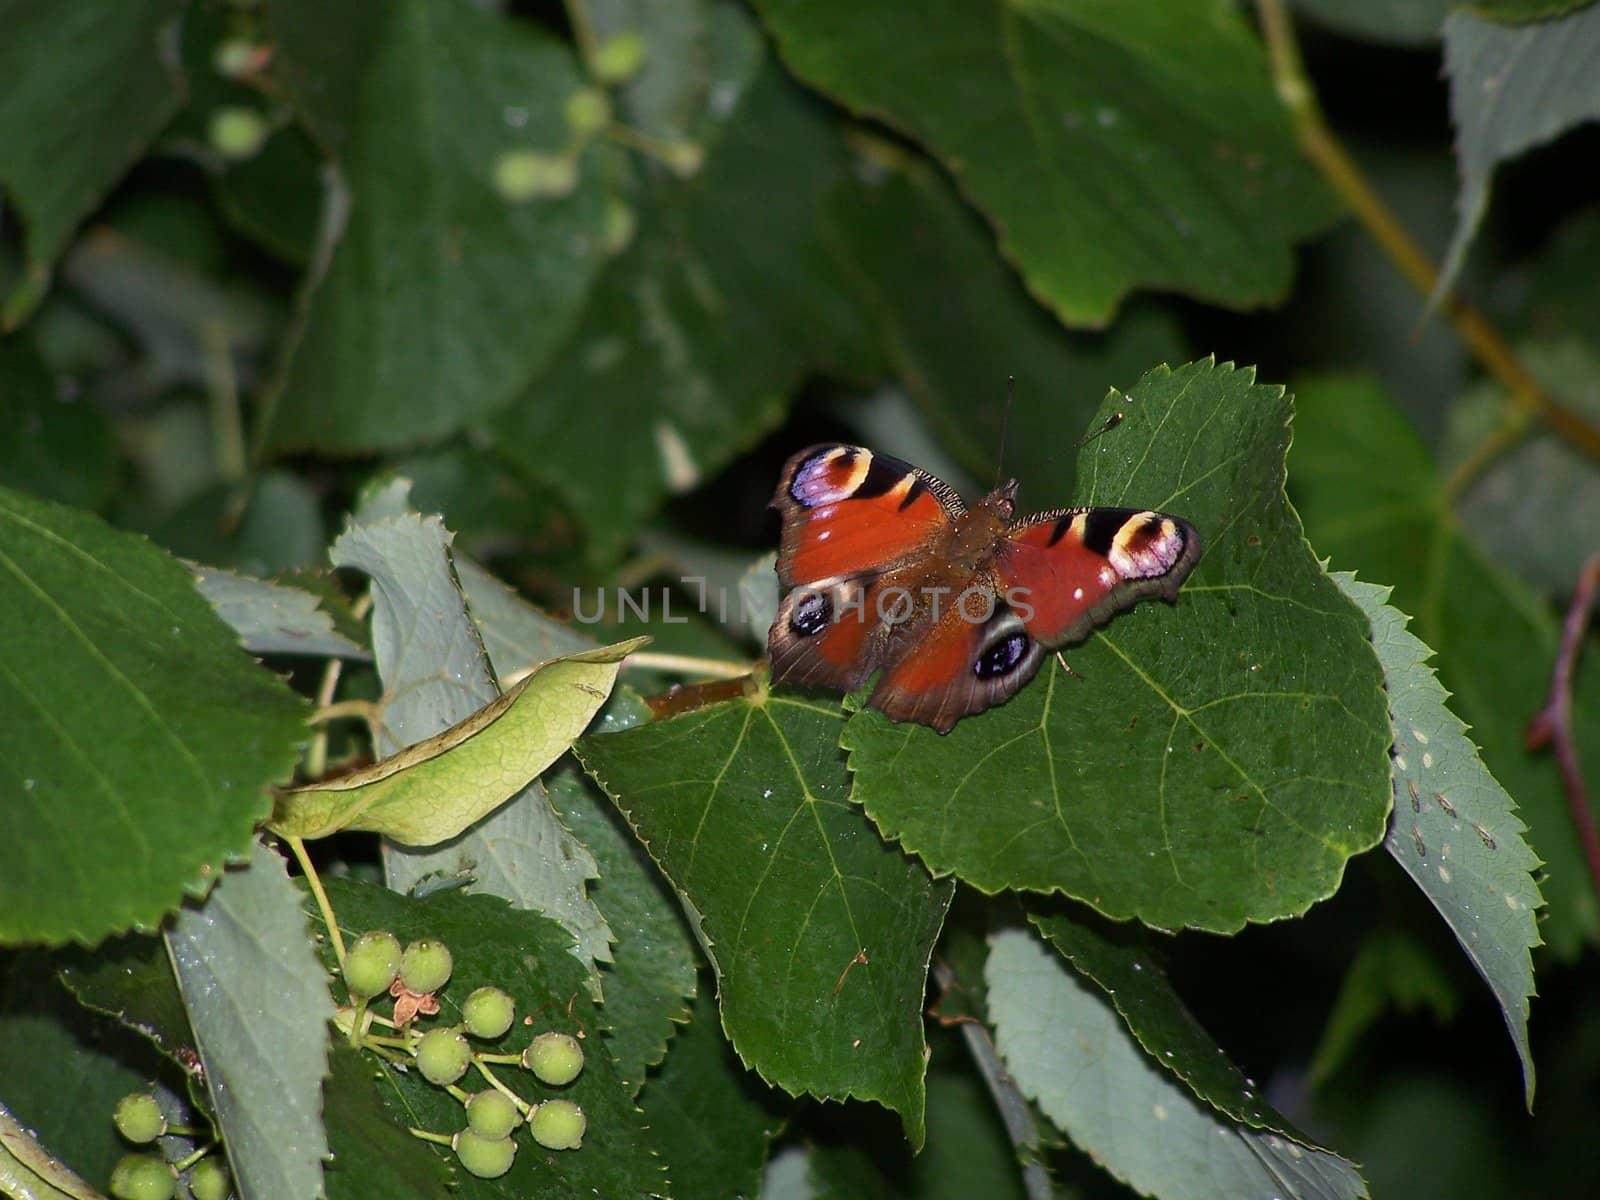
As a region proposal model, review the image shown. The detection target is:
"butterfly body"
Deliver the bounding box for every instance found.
[768,444,1200,732]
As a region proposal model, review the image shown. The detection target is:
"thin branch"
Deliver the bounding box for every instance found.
[1254,0,1600,467]
[285,834,347,971]
[1526,553,1600,903]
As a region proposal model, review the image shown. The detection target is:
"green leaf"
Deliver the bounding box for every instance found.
[165,841,334,1200]
[638,984,784,1198]
[911,1069,1030,1200]
[1435,4,1600,298]
[0,487,307,946]
[1332,573,1542,1104]
[457,558,597,673]
[0,336,117,511]
[323,1042,452,1200]
[0,1099,100,1200]
[751,0,1337,326]
[986,926,1368,1199]
[58,934,196,1074]
[1288,0,1452,45]
[491,51,880,560]
[1440,340,1600,598]
[311,880,669,1199]
[823,167,1185,489]
[547,768,699,1093]
[1470,0,1599,22]
[1289,373,1599,957]
[270,638,643,843]
[1305,925,1460,1091]
[330,492,616,983]
[0,0,187,318]
[576,695,955,1146]
[844,361,1393,932]
[261,0,614,451]
[1030,909,1327,1144]
[192,566,369,660]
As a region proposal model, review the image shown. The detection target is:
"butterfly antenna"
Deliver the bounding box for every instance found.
[994,375,1014,488]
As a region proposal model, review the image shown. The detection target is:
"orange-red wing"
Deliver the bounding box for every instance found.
[869,598,1044,734]
[772,444,961,588]
[767,576,880,693]
[997,508,1200,647]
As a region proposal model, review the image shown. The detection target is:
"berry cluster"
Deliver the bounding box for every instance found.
[342,930,588,1180]
[107,1093,229,1200]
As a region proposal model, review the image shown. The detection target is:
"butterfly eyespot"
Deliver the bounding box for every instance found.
[790,591,832,637]
[975,631,1031,679]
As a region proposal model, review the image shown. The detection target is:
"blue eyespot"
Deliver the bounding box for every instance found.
[975,632,1030,679]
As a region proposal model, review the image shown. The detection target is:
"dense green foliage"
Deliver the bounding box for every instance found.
[3,1,1599,1198]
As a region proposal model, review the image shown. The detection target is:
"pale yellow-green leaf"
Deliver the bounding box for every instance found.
[271,638,647,843]
[0,1101,102,1200]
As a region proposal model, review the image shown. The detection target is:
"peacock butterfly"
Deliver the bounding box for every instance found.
[767,444,1201,732]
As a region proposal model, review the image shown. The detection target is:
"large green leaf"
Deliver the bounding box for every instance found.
[0,487,307,946]
[261,0,614,451]
[751,0,1337,326]
[1290,373,1600,957]
[1435,3,1600,297]
[192,566,369,660]
[986,926,1368,1199]
[165,841,333,1200]
[637,984,784,1198]
[844,361,1393,932]
[491,48,880,561]
[0,0,187,319]
[1030,909,1327,1143]
[1288,0,1452,45]
[547,768,700,1094]
[1334,574,1542,1103]
[822,168,1185,490]
[323,1043,452,1200]
[311,880,668,1199]
[576,695,954,1146]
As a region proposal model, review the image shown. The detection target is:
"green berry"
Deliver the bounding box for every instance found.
[662,140,703,179]
[461,986,515,1039]
[212,39,261,79]
[416,1026,472,1086]
[454,1129,517,1179]
[465,1089,521,1140]
[522,1031,584,1086]
[528,1099,586,1150]
[109,1154,176,1200]
[399,938,453,994]
[188,1157,231,1200]
[493,150,579,202]
[601,198,636,256]
[113,1093,167,1143]
[592,31,647,84]
[208,107,269,161]
[345,930,403,998]
[564,88,611,140]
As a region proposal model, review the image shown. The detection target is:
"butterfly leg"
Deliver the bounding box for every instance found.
[1054,651,1084,680]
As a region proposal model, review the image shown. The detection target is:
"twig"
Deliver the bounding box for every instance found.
[1253,0,1600,467]
[642,675,754,721]
[285,834,347,970]
[932,960,1053,1200]
[1525,553,1600,902]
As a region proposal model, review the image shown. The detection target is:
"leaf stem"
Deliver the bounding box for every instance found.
[1253,0,1600,466]
[1525,553,1600,904]
[626,651,752,679]
[285,834,347,970]
[932,959,1053,1200]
